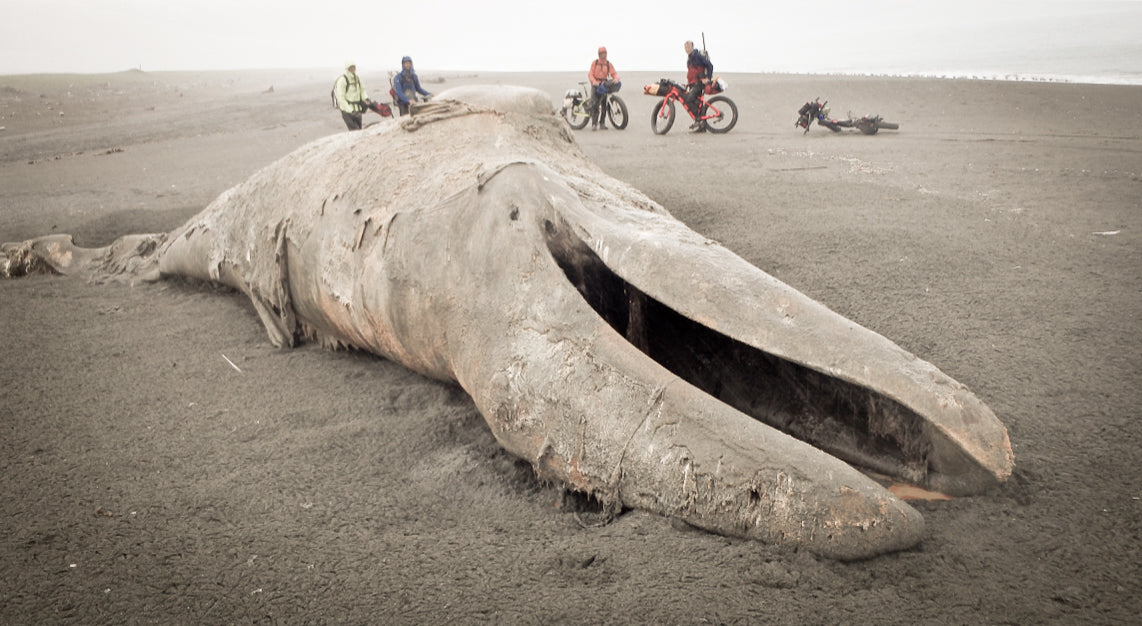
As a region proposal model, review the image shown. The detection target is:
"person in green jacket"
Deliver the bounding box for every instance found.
[335,60,372,130]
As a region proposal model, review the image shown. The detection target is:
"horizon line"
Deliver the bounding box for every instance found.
[3,66,1139,87]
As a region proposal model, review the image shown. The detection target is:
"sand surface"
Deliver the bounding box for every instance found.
[1,69,1139,624]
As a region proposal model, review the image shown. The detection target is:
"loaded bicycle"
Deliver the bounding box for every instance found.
[796,98,899,134]
[644,78,738,134]
[561,80,629,130]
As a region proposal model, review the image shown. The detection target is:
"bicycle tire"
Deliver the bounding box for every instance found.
[564,102,590,130]
[704,95,738,134]
[652,99,675,135]
[607,95,629,130]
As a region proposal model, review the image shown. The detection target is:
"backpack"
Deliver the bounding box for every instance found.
[330,75,344,109]
[331,73,360,109]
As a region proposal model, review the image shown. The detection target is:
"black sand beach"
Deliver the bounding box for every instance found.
[1,69,1139,624]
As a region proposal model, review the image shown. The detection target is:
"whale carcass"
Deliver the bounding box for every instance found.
[1,85,1013,560]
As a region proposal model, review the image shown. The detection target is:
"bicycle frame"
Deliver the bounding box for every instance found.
[658,85,724,122]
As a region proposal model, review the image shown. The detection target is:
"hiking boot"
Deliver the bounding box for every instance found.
[591,122,597,130]
[689,122,707,133]
[599,123,608,130]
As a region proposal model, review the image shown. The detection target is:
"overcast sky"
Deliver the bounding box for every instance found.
[2,0,1140,80]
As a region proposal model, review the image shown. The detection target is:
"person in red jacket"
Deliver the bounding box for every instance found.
[684,40,714,132]
[587,46,621,130]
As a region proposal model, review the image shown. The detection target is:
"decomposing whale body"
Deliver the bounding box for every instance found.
[2,85,1013,560]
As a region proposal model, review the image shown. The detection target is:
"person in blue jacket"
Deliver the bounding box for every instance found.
[392,56,433,116]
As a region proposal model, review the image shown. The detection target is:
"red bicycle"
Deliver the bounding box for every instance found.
[644,78,738,134]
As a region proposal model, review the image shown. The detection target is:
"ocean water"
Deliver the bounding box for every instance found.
[752,2,1142,85]
[795,39,1142,86]
[792,45,1142,86]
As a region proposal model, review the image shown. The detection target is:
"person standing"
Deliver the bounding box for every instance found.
[683,41,713,132]
[587,46,621,130]
[393,56,433,116]
[335,60,371,131]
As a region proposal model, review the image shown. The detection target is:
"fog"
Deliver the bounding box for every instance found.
[2,0,1140,82]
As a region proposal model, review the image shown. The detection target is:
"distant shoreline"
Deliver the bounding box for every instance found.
[762,70,1142,86]
[1,67,1139,87]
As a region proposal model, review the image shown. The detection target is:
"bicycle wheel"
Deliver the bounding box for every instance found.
[704,95,738,134]
[607,95,629,130]
[563,101,590,130]
[651,99,675,135]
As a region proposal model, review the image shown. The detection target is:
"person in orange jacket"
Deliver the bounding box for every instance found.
[587,46,621,130]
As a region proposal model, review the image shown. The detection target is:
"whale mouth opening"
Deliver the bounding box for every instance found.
[543,219,935,488]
